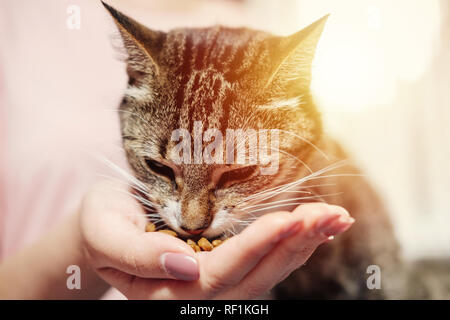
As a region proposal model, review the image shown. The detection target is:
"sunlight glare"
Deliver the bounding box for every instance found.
[293,0,442,111]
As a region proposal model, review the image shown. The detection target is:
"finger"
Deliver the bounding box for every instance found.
[95,223,200,281]
[220,203,354,299]
[94,267,181,300]
[119,212,297,299]
[199,203,349,294]
[97,267,203,299]
[100,204,352,300]
[95,267,135,297]
[81,182,199,281]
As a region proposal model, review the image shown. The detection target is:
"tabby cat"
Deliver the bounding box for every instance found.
[102,2,444,299]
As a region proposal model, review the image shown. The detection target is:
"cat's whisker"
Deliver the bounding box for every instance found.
[251,173,342,204]
[98,156,150,195]
[229,217,252,227]
[232,208,265,226]
[272,190,312,194]
[302,173,365,181]
[230,220,238,236]
[155,224,169,231]
[245,202,312,214]
[95,175,151,201]
[216,224,228,239]
[104,183,162,212]
[260,129,331,161]
[296,183,336,189]
[237,190,312,208]
[145,218,165,224]
[301,187,330,203]
[240,192,343,210]
[125,213,161,217]
[97,157,161,209]
[261,146,313,174]
[134,196,160,211]
[95,175,153,203]
[118,186,159,207]
[236,160,349,205]
[236,162,339,204]
[95,173,136,188]
[225,227,236,237]
[97,174,150,201]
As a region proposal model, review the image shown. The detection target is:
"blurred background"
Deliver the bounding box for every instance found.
[0,0,449,262]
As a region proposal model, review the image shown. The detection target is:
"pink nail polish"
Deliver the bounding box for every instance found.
[316,214,341,230]
[320,216,355,237]
[161,253,200,281]
[278,221,303,241]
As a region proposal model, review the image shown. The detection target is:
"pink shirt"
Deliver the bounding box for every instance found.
[0,0,128,258]
[0,0,250,299]
[0,0,128,298]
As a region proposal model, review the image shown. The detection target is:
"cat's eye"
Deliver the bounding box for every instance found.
[216,165,259,189]
[145,159,176,182]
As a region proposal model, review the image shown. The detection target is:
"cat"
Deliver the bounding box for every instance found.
[102,2,446,299]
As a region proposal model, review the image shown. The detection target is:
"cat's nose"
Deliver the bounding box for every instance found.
[180,226,206,235]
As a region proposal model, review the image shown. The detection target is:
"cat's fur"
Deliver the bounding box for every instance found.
[102,2,445,299]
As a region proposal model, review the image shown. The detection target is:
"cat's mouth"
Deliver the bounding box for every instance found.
[143,206,225,241]
[133,188,229,241]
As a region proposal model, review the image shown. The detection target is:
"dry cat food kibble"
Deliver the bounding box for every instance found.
[198,237,214,251]
[145,222,226,252]
[158,229,178,237]
[145,222,156,232]
[187,239,201,252]
[212,239,223,247]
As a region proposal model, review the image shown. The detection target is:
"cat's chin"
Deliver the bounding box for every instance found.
[174,231,226,242]
[151,206,238,240]
[160,221,227,241]
[200,229,227,241]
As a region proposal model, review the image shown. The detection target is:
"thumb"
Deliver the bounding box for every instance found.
[86,218,199,281]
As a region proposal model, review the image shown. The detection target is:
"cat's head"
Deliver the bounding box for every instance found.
[104,2,327,238]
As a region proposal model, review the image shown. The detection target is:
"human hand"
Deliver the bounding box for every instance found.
[79,180,354,299]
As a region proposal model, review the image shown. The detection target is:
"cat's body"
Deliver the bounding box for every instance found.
[274,135,404,299]
[102,2,447,299]
[275,136,450,299]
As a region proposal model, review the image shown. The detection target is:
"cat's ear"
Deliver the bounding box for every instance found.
[266,15,328,90]
[102,1,165,80]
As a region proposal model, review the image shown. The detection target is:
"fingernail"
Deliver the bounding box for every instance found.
[278,221,303,241]
[316,213,341,230]
[327,205,350,217]
[319,216,355,237]
[161,253,200,281]
[308,214,339,238]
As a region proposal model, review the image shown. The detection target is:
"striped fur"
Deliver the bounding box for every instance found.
[102,3,435,300]
[103,2,327,235]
